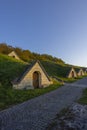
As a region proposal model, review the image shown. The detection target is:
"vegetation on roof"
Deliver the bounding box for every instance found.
[41,60,73,78]
[74,67,82,73]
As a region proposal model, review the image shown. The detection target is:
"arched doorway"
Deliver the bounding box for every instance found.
[71,71,74,78]
[33,71,41,88]
[13,55,15,58]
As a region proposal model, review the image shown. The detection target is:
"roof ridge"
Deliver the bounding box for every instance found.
[13,60,50,84]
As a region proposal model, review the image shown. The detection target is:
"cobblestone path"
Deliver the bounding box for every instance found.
[0,77,87,130]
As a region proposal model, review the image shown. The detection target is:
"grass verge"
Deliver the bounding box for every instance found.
[0,82,62,111]
[78,88,87,105]
[59,76,84,83]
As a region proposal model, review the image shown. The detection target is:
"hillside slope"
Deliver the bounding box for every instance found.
[0,54,26,85]
[0,54,83,85]
[0,53,85,110]
[41,61,69,77]
[0,43,65,65]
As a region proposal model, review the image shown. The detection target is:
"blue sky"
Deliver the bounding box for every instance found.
[0,0,87,66]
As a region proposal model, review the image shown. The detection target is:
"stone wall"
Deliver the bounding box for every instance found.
[68,68,77,78]
[8,51,20,60]
[13,62,52,89]
[77,69,84,76]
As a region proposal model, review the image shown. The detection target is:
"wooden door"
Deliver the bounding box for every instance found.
[33,71,39,88]
[72,71,74,78]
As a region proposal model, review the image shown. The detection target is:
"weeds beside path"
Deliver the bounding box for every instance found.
[0,77,87,130]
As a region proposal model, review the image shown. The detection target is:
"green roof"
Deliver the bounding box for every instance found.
[41,60,73,78]
[14,60,51,84]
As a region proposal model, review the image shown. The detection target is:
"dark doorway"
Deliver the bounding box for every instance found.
[33,71,40,88]
[13,55,15,58]
[81,71,82,76]
[72,71,74,78]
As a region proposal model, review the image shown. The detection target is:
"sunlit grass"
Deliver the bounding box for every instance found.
[0,82,62,110]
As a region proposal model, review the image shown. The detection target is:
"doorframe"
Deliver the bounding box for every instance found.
[32,71,41,88]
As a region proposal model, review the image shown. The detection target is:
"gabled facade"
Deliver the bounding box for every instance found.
[13,61,52,89]
[76,68,84,76]
[67,67,77,78]
[83,68,87,74]
[8,51,20,60]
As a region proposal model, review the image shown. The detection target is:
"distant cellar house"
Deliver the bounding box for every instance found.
[8,51,20,60]
[84,68,87,74]
[76,68,84,76]
[13,61,52,89]
[67,67,77,78]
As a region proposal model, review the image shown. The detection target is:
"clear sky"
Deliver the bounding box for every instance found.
[0,0,87,67]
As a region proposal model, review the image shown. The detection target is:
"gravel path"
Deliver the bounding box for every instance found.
[0,77,87,130]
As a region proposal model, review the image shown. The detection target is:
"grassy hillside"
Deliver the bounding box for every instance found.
[0,53,86,110]
[0,54,26,85]
[0,54,62,110]
[0,53,83,85]
[0,43,65,65]
[0,54,85,84]
[41,60,87,82]
[41,60,72,77]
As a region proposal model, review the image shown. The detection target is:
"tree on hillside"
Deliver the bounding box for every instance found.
[0,43,13,54]
[0,43,65,65]
[22,50,34,62]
